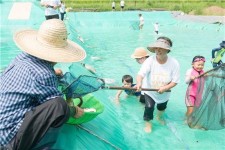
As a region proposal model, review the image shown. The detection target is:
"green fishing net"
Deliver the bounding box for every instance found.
[187,64,225,130]
[57,66,105,125]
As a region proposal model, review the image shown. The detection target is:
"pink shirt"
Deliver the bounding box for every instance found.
[185,68,204,106]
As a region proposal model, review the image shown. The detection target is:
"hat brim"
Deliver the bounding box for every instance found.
[14,30,86,63]
[147,45,170,53]
[131,54,149,59]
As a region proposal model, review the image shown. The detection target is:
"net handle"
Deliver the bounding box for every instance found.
[196,63,225,78]
[103,86,171,92]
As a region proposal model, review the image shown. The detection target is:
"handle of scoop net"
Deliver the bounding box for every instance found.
[103,86,171,92]
[196,63,225,78]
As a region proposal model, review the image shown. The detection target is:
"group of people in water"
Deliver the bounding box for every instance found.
[0,1,224,148]
[114,38,225,133]
[138,13,159,35]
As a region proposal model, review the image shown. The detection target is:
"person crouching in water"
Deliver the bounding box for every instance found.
[136,36,180,133]
[115,75,141,104]
[0,19,86,149]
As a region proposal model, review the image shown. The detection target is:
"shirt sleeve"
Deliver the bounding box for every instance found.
[32,73,63,104]
[138,56,152,78]
[185,69,192,84]
[171,59,180,83]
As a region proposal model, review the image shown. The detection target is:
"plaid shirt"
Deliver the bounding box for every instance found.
[0,52,62,146]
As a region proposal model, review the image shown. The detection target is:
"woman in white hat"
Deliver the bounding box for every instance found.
[136,36,180,133]
[131,47,149,104]
[0,19,86,149]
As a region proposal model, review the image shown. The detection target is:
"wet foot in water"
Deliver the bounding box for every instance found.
[190,124,207,130]
[144,122,152,133]
[184,119,188,124]
[156,116,165,125]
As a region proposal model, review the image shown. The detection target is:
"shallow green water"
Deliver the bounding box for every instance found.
[1,1,225,150]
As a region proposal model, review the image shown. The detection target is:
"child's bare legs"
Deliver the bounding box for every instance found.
[185,106,194,124]
[185,106,205,129]
[144,121,152,133]
[186,106,194,117]
[156,110,165,125]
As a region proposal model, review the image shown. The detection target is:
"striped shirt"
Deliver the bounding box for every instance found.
[0,52,62,146]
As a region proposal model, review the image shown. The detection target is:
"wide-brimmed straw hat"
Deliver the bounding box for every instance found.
[147,39,171,53]
[14,19,86,62]
[220,40,225,47]
[131,47,149,58]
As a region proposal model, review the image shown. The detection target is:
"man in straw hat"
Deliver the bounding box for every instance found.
[131,47,150,104]
[136,36,180,133]
[0,19,86,149]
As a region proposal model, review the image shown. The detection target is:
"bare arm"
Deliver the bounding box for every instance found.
[158,82,177,94]
[40,1,61,9]
[40,1,48,7]
[53,4,61,9]
[115,90,123,100]
[136,74,143,91]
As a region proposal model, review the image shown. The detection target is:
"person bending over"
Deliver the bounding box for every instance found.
[0,19,86,150]
[115,75,141,103]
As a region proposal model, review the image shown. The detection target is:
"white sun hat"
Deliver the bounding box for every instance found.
[131,47,149,58]
[14,19,86,62]
[147,38,171,53]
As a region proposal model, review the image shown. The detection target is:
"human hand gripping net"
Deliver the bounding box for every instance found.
[57,72,105,124]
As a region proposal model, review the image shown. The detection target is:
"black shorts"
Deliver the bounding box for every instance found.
[139,94,145,104]
[143,94,168,121]
[45,14,59,20]
[121,6,124,9]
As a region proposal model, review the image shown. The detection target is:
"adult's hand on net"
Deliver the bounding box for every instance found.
[74,106,84,118]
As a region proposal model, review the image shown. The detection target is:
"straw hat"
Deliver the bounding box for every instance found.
[147,39,171,53]
[14,19,86,62]
[131,47,149,58]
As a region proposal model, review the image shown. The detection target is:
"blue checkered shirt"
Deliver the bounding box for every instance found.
[0,52,62,146]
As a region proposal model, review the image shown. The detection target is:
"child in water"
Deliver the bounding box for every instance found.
[131,47,149,104]
[185,55,205,121]
[115,75,141,103]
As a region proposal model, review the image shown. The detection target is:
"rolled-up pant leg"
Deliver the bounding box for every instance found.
[8,97,70,150]
[143,94,155,121]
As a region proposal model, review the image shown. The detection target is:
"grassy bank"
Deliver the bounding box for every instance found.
[64,0,225,15]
